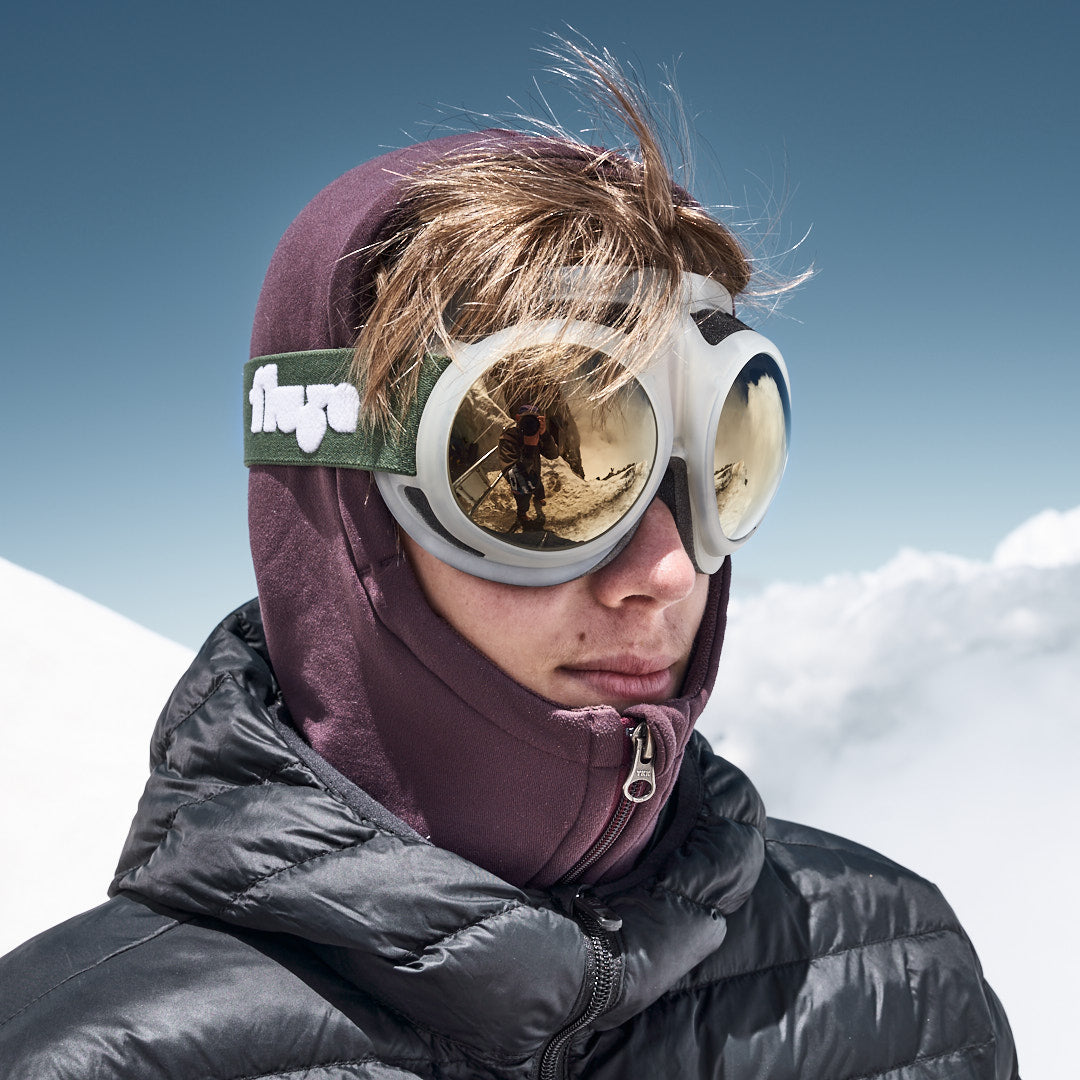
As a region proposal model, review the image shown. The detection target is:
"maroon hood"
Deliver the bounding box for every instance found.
[248,131,731,887]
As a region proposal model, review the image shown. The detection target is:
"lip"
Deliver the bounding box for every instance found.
[559,654,681,704]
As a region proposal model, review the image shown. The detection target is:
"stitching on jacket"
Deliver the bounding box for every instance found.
[122,721,409,888]
[117,760,328,886]
[220,1055,452,1079]
[299,931,553,1070]
[699,809,767,830]
[398,901,525,961]
[767,837,863,851]
[664,804,724,878]
[654,804,762,913]
[0,916,187,1031]
[839,1036,998,1080]
[650,883,721,919]
[764,835,923,871]
[215,838,376,916]
[157,667,391,841]
[160,672,230,745]
[667,924,957,995]
[117,780,381,889]
[157,760,296,832]
[294,776,380,831]
[245,753,387,839]
[762,835,953,904]
[219,850,525,958]
[344,983,539,1069]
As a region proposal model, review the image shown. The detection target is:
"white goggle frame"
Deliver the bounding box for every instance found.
[376,273,790,585]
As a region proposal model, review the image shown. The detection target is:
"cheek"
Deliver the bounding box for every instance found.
[456,597,566,682]
[442,584,551,664]
[674,574,711,669]
[687,573,711,628]
[402,534,571,677]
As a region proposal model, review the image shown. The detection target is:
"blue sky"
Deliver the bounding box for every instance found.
[2,0,1077,647]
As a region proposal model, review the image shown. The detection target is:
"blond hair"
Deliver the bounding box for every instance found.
[352,46,757,425]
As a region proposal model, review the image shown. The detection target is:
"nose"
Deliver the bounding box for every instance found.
[588,497,701,608]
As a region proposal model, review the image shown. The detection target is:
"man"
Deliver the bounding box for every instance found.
[499,403,554,531]
[0,52,1018,1079]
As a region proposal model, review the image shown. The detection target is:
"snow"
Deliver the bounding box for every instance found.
[3,506,1077,1075]
[0,559,193,951]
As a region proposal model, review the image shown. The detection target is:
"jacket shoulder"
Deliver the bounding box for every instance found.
[0,895,183,1028]
[766,813,932,862]
[0,895,430,1079]
[763,814,956,908]
[644,816,1018,1079]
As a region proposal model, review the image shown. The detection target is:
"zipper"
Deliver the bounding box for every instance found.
[536,721,656,1079]
[537,893,623,1080]
[557,720,656,885]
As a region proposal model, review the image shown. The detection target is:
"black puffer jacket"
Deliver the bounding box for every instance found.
[0,603,1018,1078]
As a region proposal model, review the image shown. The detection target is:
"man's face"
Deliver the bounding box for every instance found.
[403,497,709,709]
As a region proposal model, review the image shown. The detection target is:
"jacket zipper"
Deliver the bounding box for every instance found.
[537,894,623,1080]
[537,721,656,1079]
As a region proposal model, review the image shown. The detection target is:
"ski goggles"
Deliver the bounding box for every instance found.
[244,272,790,585]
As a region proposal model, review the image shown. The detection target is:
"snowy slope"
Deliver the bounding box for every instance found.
[0,559,193,952]
[703,505,1080,1079]
[3,509,1077,1075]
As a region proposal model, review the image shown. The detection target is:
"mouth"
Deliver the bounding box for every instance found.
[559,655,682,705]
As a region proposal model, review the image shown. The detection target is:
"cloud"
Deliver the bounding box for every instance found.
[992,505,1080,568]
[703,507,1080,1077]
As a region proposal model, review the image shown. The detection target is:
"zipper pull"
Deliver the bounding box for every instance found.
[622,720,656,804]
[573,891,623,932]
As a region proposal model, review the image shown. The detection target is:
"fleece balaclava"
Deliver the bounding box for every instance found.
[248,130,732,888]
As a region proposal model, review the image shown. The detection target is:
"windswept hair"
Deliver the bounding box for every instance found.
[352,44,760,425]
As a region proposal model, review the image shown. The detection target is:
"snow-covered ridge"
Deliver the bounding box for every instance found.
[0,558,193,957]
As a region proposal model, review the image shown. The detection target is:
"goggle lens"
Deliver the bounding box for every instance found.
[448,353,658,551]
[714,354,791,541]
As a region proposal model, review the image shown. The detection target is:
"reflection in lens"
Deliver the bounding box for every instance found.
[714,354,790,540]
[448,350,657,551]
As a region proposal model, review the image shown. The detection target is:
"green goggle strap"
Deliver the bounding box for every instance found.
[243,350,451,476]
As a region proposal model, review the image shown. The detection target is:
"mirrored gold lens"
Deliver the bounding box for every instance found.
[714,354,790,541]
[448,351,657,551]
